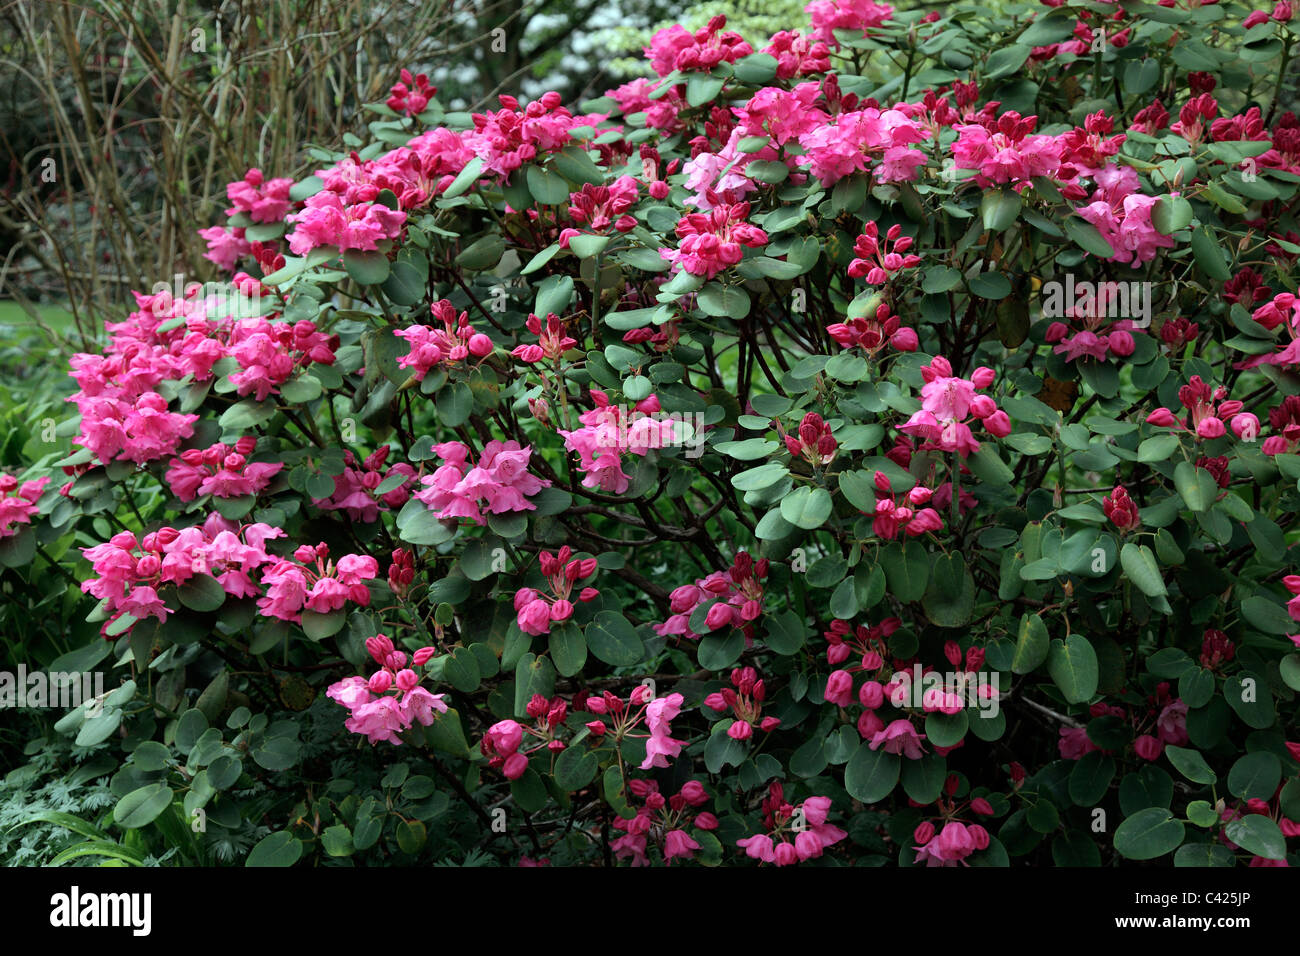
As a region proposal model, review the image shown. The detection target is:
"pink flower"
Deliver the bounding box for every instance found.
[805,0,894,47]
[825,669,854,706]
[642,692,686,769]
[951,112,1062,189]
[663,829,701,863]
[286,189,406,256]
[1058,726,1098,760]
[485,719,524,756]
[898,355,1007,458]
[869,718,927,759]
[1157,700,1189,746]
[0,476,48,537]
[659,202,768,279]
[1134,734,1164,761]
[1103,486,1141,532]
[645,15,752,76]
[914,821,980,867]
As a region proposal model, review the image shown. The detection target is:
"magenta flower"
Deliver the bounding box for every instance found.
[869,718,927,759]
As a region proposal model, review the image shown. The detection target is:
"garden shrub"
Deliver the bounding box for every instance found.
[7,0,1300,868]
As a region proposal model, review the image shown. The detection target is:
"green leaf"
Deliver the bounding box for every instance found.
[49,841,145,867]
[882,539,929,603]
[12,810,110,842]
[321,825,355,857]
[984,44,1031,79]
[1190,225,1232,281]
[113,783,173,829]
[1120,543,1167,597]
[585,611,643,666]
[1227,751,1281,801]
[513,653,556,718]
[901,754,947,804]
[246,830,304,867]
[922,551,975,627]
[178,573,226,612]
[553,745,599,791]
[1224,672,1275,729]
[525,164,570,205]
[1064,216,1116,259]
[1068,752,1115,806]
[1241,595,1296,635]
[301,609,346,642]
[456,235,506,270]
[343,248,390,285]
[441,156,484,199]
[780,486,833,529]
[981,189,1022,231]
[1046,634,1099,704]
[925,710,969,747]
[568,233,610,259]
[1173,459,1215,512]
[548,623,587,677]
[1164,745,1217,785]
[1011,613,1050,674]
[1224,815,1286,860]
[844,743,900,804]
[1113,807,1185,860]
[1152,194,1193,235]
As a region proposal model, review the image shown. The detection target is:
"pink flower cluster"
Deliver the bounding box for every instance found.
[511,312,578,364]
[286,188,407,256]
[81,517,285,635]
[257,543,378,624]
[611,778,717,866]
[763,31,830,80]
[736,783,846,865]
[1045,317,1140,364]
[481,693,575,778]
[847,221,921,285]
[1103,485,1140,532]
[394,300,495,380]
[413,439,550,524]
[1075,166,1176,266]
[0,475,48,538]
[1058,686,1188,761]
[913,819,991,867]
[827,302,919,356]
[386,69,436,116]
[781,411,837,466]
[805,0,894,47]
[645,15,753,77]
[513,546,599,636]
[225,168,294,224]
[705,666,780,740]
[312,445,416,523]
[659,201,769,278]
[898,356,1011,457]
[657,551,768,640]
[1236,292,1300,371]
[559,177,640,247]
[558,391,678,494]
[866,470,943,539]
[576,685,688,770]
[797,107,929,186]
[950,111,1062,189]
[1146,376,1251,442]
[165,437,283,501]
[326,635,447,745]
[68,289,340,460]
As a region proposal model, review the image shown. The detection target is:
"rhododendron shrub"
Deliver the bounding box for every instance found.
[11,0,1300,868]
